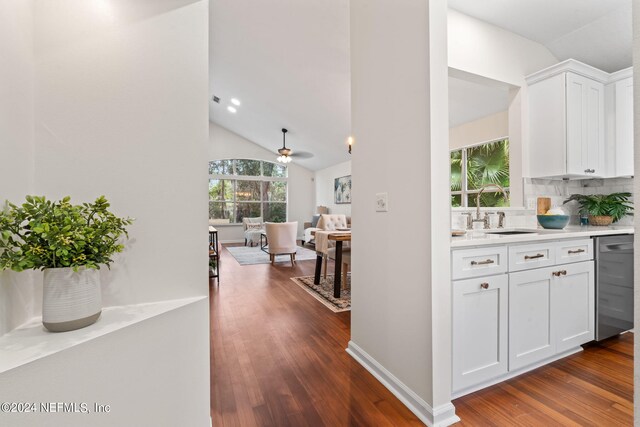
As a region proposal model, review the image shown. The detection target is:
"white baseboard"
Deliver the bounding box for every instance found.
[346,341,460,427]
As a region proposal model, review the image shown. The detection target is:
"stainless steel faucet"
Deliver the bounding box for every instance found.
[464,184,509,229]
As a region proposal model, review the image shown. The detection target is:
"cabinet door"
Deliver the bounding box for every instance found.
[615,77,634,177]
[553,261,595,353]
[509,267,556,370]
[452,275,508,392]
[566,73,605,177]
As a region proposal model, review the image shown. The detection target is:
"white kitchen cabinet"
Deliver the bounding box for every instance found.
[452,274,508,393]
[508,267,556,370]
[615,76,634,177]
[509,261,594,369]
[553,261,595,353]
[527,60,607,179]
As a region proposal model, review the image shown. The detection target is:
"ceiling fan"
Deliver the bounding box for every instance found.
[276,128,313,163]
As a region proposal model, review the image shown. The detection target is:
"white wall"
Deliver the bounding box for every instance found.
[0,1,211,425]
[349,0,455,425]
[448,9,559,206]
[314,160,352,216]
[33,0,210,307]
[449,111,508,150]
[0,1,38,336]
[209,122,315,242]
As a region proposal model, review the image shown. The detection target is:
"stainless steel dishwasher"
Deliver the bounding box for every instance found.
[595,234,634,341]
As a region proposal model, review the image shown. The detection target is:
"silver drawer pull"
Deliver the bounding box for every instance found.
[524,253,545,260]
[471,259,495,266]
[480,283,489,289]
[568,249,585,254]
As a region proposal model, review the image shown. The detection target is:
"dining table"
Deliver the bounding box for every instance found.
[313,230,351,298]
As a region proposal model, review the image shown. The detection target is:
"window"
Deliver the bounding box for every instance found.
[451,138,510,207]
[209,159,287,224]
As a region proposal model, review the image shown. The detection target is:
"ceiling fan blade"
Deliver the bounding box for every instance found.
[290,151,314,159]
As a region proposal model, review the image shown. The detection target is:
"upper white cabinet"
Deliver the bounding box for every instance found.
[528,60,607,179]
[613,74,634,177]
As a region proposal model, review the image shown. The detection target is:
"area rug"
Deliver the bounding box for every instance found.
[290,275,351,312]
[226,245,318,266]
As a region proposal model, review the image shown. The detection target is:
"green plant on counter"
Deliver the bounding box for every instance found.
[564,192,633,223]
[0,195,134,272]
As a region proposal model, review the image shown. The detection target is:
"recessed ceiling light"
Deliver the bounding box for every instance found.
[230,98,241,106]
[227,106,237,113]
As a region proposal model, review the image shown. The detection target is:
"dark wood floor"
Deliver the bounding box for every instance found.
[210,244,634,426]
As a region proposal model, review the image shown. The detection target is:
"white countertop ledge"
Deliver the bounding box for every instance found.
[0,296,207,374]
[451,226,634,248]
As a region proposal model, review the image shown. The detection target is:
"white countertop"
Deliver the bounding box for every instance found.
[451,226,634,248]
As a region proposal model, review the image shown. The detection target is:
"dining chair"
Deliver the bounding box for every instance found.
[264,222,299,266]
[327,247,351,289]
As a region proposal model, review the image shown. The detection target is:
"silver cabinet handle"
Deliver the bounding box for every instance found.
[525,253,545,260]
[471,259,495,266]
[480,283,489,289]
[568,249,585,254]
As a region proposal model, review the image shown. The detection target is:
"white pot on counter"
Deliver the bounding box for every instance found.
[42,267,102,332]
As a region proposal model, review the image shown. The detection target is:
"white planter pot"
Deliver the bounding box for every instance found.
[42,267,102,332]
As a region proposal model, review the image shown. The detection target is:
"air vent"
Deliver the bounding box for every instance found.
[212,95,220,103]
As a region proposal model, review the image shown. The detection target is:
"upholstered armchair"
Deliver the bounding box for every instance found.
[243,216,265,246]
[264,222,299,266]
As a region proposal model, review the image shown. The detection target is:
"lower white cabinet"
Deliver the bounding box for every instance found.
[452,274,508,392]
[508,267,555,370]
[452,240,596,396]
[509,261,595,369]
[554,261,595,352]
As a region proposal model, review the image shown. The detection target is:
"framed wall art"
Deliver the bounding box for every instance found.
[334,175,351,204]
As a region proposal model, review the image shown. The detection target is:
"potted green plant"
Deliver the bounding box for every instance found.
[564,192,633,226]
[0,195,133,332]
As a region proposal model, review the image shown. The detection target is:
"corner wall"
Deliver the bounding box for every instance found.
[209,122,315,242]
[349,0,455,425]
[314,160,352,216]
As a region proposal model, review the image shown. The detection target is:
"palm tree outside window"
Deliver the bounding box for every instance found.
[451,138,510,207]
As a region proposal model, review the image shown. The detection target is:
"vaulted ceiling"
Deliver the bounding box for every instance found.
[210,1,632,170]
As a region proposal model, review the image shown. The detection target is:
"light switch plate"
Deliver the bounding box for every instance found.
[376,192,388,212]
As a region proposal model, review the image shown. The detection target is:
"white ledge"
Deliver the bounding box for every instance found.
[0,296,207,374]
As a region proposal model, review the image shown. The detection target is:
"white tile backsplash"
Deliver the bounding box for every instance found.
[451,177,634,230]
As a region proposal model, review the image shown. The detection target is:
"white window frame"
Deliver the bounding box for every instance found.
[209,159,288,224]
[451,137,510,208]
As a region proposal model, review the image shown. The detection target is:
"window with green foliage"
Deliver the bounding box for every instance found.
[209,159,287,224]
[451,138,510,207]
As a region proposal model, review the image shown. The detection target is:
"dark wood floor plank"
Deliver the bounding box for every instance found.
[211,244,634,426]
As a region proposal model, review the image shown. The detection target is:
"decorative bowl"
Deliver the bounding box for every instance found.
[537,215,570,229]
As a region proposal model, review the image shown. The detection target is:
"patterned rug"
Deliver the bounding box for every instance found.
[290,275,351,312]
[226,245,318,266]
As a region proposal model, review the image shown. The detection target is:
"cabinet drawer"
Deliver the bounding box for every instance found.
[452,246,507,280]
[508,242,555,272]
[555,239,593,264]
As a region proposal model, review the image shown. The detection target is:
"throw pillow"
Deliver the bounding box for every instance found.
[246,223,263,231]
[311,214,321,228]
